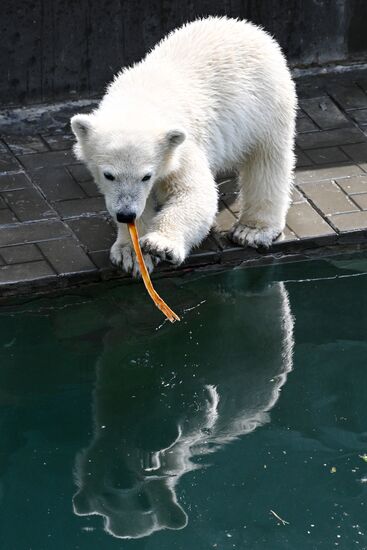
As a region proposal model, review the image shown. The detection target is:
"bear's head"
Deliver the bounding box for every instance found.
[73,442,188,539]
[70,112,186,223]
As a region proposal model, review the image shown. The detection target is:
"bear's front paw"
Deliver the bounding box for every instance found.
[140,232,185,265]
[110,241,155,278]
[228,223,282,248]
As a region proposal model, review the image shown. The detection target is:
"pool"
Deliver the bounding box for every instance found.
[0,255,366,549]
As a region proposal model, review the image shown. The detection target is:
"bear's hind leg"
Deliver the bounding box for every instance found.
[229,140,294,248]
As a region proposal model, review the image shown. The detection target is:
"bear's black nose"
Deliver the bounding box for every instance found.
[116,211,137,224]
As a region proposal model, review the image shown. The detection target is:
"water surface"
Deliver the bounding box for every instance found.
[0,255,366,549]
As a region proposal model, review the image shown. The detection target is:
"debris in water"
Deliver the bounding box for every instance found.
[331,467,337,473]
[270,509,289,525]
[359,454,367,463]
[183,300,206,314]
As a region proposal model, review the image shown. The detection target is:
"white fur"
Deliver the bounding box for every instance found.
[71,17,297,274]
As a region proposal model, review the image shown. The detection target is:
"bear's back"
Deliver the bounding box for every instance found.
[148,16,285,83]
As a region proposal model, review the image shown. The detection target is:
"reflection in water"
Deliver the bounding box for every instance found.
[73,281,294,539]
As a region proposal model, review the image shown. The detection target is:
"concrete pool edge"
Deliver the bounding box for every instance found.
[1,236,367,303]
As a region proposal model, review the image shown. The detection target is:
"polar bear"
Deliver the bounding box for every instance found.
[71,17,297,276]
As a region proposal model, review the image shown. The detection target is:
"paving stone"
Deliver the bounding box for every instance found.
[296,116,319,133]
[329,211,367,231]
[299,97,350,130]
[217,178,238,207]
[88,250,111,270]
[54,197,106,218]
[0,153,21,173]
[279,226,298,242]
[0,172,31,191]
[341,143,367,163]
[0,244,43,264]
[0,196,7,209]
[0,141,8,153]
[67,164,92,183]
[17,150,75,170]
[42,134,74,151]
[349,194,367,210]
[329,85,367,110]
[291,186,305,203]
[0,261,55,285]
[29,166,86,201]
[336,175,367,194]
[296,127,366,149]
[0,209,18,224]
[296,83,324,100]
[38,238,97,275]
[4,135,49,155]
[77,179,102,197]
[296,164,364,184]
[0,220,70,247]
[3,188,56,222]
[67,165,101,197]
[297,108,306,118]
[306,147,349,165]
[222,194,241,215]
[350,109,367,124]
[296,149,313,168]
[68,216,115,252]
[286,202,335,238]
[299,181,357,216]
[359,78,367,94]
[213,201,237,233]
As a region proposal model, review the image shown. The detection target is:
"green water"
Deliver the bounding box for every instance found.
[0,255,367,550]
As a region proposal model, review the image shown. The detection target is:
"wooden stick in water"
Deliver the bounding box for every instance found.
[128,222,180,323]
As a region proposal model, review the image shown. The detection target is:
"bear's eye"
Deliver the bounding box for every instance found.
[142,174,151,182]
[103,172,115,181]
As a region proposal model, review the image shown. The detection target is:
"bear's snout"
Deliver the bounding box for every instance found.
[116,210,137,224]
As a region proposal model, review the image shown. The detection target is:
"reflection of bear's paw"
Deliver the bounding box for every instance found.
[140,232,185,265]
[229,223,281,248]
[110,241,155,278]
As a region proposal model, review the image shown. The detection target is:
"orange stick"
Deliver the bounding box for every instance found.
[128,222,180,323]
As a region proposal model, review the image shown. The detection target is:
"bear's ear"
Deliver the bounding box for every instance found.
[166,129,186,148]
[71,114,93,141]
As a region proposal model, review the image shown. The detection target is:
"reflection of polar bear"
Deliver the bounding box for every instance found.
[73,280,294,539]
[71,17,296,276]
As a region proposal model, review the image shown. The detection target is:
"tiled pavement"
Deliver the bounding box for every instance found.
[1,70,367,296]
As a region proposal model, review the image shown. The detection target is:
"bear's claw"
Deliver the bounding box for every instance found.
[140,233,184,265]
[228,223,282,248]
[110,242,154,278]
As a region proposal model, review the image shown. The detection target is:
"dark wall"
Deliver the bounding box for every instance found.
[1,0,366,107]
